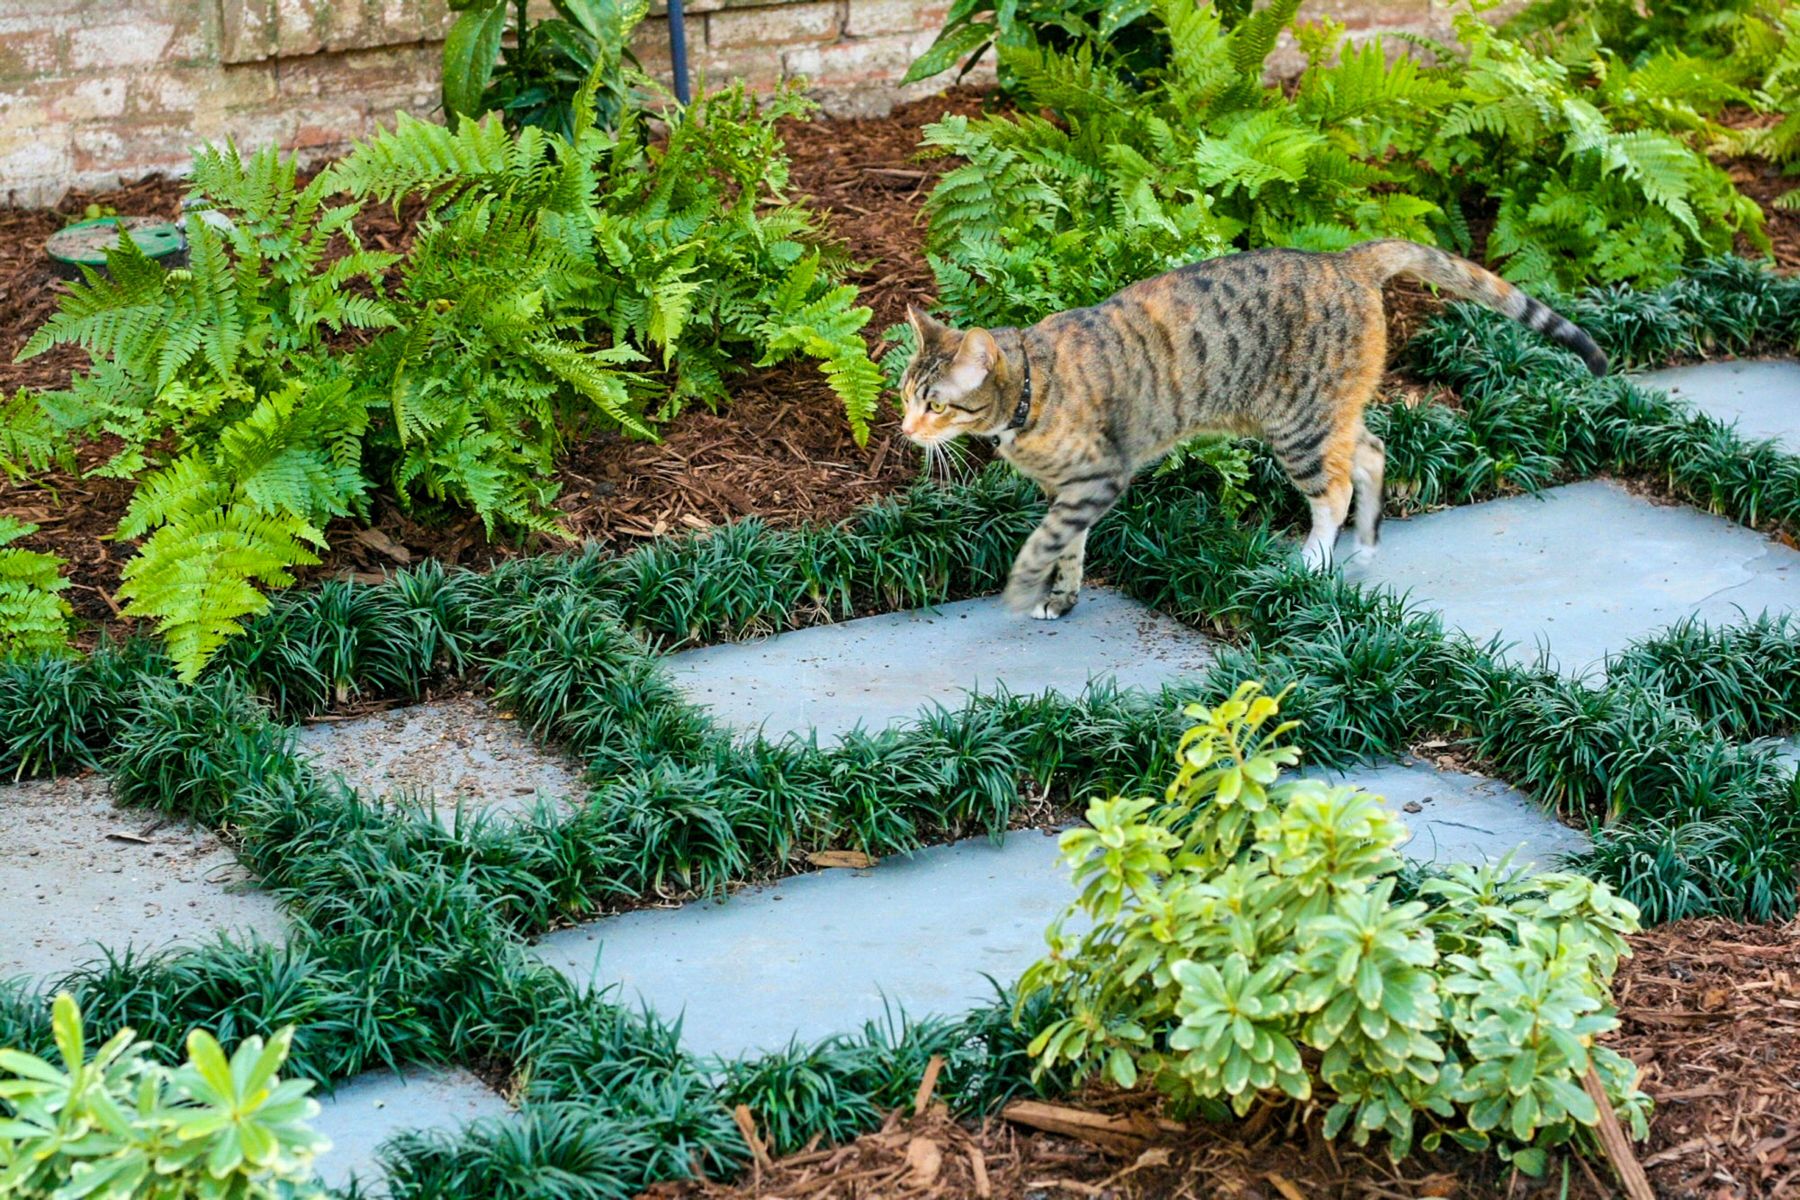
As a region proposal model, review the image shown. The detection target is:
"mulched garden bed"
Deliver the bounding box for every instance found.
[648,919,1800,1200]
[0,89,991,635]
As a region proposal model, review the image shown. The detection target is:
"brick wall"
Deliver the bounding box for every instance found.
[2,1,1497,207]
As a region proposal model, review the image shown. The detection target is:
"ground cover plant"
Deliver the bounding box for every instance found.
[4,71,877,681]
[1,248,1798,1193]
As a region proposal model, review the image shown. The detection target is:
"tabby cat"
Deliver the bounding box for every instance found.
[898,239,1607,619]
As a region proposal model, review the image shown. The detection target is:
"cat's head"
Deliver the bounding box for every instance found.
[897,306,1007,444]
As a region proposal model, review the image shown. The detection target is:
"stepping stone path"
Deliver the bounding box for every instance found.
[308,1067,513,1192]
[538,584,1595,1059]
[0,773,285,983]
[1639,359,1800,452]
[294,695,585,819]
[664,587,1215,741]
[1341,478,1800,675]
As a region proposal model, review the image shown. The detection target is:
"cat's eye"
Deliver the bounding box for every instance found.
[928,400,947,414]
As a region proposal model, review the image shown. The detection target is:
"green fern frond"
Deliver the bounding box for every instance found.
[0,516,72,657]
[0,390,71,480]
[117,504,319,681]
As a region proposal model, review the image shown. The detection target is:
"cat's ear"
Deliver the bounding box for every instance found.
[906,303,948,342]
[943,327,1000,395]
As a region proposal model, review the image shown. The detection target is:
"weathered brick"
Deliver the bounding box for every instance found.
[843,0,947,39]
[161,3,214,65]
[698,44,788,90]
[0,30,63,80]
[188,65,281,116]
[68,20,175,70]
[0,133,75,206]
[649,0,782,14]
[708,1,838,49]
[1297,0,1430,30]
[0,84,54,133]
[783,26,931,88]
[220,0,278,64]
[54,76,127,120]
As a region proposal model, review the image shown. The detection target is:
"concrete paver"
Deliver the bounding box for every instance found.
[0,773,286,983]
[1638,359,1800,452]
[293,695,585,818]
[663,587,1216,742]
[536,763,1582,1058]
[309,1066,512,1192]
[1341,480,1800,675]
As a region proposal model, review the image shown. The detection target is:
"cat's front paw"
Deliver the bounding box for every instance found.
[1031,592,1079,621]
[1003,575,1048,614]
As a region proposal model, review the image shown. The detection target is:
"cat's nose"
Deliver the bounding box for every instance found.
[900,413,919,437]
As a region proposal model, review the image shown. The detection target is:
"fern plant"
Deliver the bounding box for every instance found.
[16,148,394,677]
[1428,8,1766,288]
[331,77,881,440]
[919,2,1455,328]
[16,140,641,679]
[1745,6,1800,208]
[916,0,1771,314]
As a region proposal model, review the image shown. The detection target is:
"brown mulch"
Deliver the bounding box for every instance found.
[1610,919,1800,1199]
[650,919,1800,1200]
[1717,107,1800,273]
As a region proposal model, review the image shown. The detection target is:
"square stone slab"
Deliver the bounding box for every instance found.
[309,1067,513,1192]
[293,696,584,819]
[663,587,1216,742]
[534,764,1582,1059]
[0,773,286,983]
[1638,360,1800,452]
[1341,479,1800,675]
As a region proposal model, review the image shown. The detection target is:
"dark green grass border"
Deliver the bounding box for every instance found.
[3,257,1800,1195]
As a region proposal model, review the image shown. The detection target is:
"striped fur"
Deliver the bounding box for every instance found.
[898,239,1606,618]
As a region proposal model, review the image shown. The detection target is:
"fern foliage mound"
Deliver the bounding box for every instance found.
[8,73,875,679]
[329,79,878,436]
[918,0,1775,320]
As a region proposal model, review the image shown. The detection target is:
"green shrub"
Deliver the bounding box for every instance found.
[443,0,645,138]
[0,993,325,1198]
[1019,683,1647,1172]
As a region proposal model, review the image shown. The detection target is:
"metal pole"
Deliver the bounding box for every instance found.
[667,0,691,104]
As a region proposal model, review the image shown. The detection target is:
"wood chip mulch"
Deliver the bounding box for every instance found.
[649,919,1800,1200]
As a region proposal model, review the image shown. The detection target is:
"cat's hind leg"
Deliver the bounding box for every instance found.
[1349,427,1386,558]
[1274,424,1355,572]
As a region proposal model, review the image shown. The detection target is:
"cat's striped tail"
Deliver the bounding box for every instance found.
[1345,239,1608,378]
